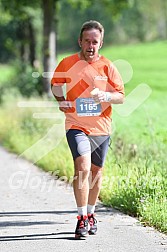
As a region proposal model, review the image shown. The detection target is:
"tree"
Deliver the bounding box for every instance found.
[0,1,37,66]
[42,0,58,95]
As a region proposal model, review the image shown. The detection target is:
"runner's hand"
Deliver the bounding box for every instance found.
[59,101,73,113]
[91,90,112,103]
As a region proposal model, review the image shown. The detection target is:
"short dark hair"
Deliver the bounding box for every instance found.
[79,20,104,40]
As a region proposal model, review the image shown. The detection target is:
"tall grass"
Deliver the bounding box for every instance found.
[0,41,166,233]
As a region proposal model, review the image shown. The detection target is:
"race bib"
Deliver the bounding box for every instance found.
[76,98,101,117]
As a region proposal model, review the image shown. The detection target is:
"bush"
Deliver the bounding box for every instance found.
[13,62,43,97]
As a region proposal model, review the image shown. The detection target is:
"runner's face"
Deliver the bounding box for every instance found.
[79,29,103,62]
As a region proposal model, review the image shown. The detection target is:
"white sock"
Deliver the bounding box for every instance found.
[77,206,87,216]
[87,204,95,214]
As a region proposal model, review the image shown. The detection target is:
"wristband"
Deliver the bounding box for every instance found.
[104,92,112,102]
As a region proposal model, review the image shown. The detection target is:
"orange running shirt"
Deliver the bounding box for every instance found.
[51,53,124,135]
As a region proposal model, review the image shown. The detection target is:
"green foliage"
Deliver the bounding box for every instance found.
[13,63,43,97]
[101,0,129,17]
[0,1,42,63]
[0,62,43,100]
[0,64,16,85]
[66,0,129,13]
[0,20,18,62]
[0,64,18,103]
[66,0,92,9]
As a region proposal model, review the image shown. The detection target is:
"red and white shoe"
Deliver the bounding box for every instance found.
[88,213,97,235]
[75,215,89,239]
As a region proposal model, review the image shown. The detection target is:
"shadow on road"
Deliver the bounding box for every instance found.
[0,210,77,216]
[0,232,79,241]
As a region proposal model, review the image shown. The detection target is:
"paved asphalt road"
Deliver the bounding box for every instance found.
[0,146,166,252]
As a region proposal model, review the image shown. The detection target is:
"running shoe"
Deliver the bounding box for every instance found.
[88,213,97,235]
[75,215,89,239]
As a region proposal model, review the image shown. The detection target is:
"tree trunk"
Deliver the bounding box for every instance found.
[42,0,57,96]
[28,18,36,67]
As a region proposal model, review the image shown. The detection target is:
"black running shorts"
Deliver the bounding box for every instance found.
[66,129,110,167]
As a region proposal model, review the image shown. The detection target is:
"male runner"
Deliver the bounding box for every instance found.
[51,20,124,238]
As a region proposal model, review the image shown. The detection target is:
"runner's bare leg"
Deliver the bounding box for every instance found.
[88,164,103,205]
[73,154,91,207]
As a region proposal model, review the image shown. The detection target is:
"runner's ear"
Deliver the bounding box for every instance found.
[99,41,103,49]
[78,38,82,47]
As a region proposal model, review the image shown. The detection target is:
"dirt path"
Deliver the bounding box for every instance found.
[0,146,166,252]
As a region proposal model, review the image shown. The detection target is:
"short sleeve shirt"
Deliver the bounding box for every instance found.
[51,53,124,135]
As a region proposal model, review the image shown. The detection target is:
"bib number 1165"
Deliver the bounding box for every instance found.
[76,98,101,117]
[80,103,97,111]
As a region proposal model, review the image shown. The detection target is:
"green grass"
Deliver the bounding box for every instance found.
[0,41,166,233]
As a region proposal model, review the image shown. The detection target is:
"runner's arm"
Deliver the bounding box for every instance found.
[51,85,65,102]
[51,85,72,112]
